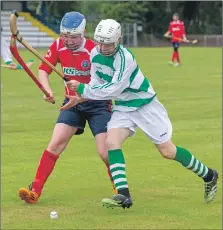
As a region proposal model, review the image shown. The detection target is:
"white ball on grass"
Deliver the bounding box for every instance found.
[50,211,58,219]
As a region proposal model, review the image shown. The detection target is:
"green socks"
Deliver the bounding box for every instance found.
[174,146,208,178]
[108,149,129,191]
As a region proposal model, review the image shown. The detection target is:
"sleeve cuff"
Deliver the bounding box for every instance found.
[16,65,22,69]
[5,61,12,65]
[77,83,85,95]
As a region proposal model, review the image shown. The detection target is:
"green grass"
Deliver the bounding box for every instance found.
[1,47,222,229]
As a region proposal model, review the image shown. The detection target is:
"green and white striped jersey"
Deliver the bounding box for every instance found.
[77,45,156,112]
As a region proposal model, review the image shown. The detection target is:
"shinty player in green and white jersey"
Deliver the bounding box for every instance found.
[61,19,218,209]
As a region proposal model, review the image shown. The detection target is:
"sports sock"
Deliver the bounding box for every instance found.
[175,51,180,63]
[108,149,130,197]
[32,150,59,196]
[174,146,213,181]
[171,51,176,62]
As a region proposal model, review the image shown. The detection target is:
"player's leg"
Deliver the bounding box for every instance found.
[170,42,180,66]
[94,133,117,194]
[169,42,176,65]
[134,97,218,203]
[174,42,180,66]
[86,102,117,194]
[101,111,136,208]
[1,36,13,64]
[18,123,78,204]
[156,140,218,203]
[19,101,86,204]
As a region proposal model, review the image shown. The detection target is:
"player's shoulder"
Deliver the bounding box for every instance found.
[49,38,64,50]
[90,46,98,55]
[84,39,95,52]
[115,45,135,64]
[89,46,99,61]
[179,20,184,25]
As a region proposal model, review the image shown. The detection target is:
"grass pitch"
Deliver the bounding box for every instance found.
[1,47,222,229]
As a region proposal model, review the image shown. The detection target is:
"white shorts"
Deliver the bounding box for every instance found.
[107,97,172,144]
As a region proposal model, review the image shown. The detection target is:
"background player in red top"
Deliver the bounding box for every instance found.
[164,13,189,66]
[18,12,115,204]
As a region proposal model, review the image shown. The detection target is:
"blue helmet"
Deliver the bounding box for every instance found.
[60,12,86,36]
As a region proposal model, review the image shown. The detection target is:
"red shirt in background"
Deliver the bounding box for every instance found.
[168,20,186,42]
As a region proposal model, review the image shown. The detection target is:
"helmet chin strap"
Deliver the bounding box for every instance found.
[98,41,119,56]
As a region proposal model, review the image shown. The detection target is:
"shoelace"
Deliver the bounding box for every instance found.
[205,181,215,193]
[28,182,33,191]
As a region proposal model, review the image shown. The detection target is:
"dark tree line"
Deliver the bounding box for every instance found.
[23,1,222,35]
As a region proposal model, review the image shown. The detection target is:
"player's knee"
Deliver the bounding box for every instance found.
[97,148,108,162]
[95,133,109,162]
[160,150,173,159]
[159,148,173,159]
[106,136,122,150]
[174,47,178,52]
[100,154,108,164]
[157,142,176,159]
[47,140,67,155]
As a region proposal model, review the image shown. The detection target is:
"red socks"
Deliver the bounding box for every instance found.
[172,51,180,63]
[32,150,59,196]
[171,51,176,62]
[175,51,180,63]
[31,151,116,197]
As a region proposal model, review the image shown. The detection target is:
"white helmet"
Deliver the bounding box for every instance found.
[94,19,121,55]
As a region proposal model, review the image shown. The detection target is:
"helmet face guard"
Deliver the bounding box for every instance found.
[61,33,83,50]
[95,40,120,56]
[94,19,122,56]
[60,11,86,50]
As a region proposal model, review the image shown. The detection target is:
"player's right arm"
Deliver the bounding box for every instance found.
[164,23,172,38]
[38,40,59,103]
[76,50,137,100]
[60,51,137,110]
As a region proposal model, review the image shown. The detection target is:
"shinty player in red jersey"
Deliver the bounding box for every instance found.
[164,13,189,66]
[18,11,116,204]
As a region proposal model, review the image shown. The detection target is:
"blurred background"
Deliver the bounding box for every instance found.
[1,2,222,229]
[1,1,222,48]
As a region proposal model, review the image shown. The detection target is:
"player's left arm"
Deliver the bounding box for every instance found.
[181,22,189,42]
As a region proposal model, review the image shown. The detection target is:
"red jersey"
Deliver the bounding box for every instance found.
[39,38,95,95]
[168,20,186,42]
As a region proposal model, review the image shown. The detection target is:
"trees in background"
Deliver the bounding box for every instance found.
[24,1,222,35]
[96,1,222,35]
